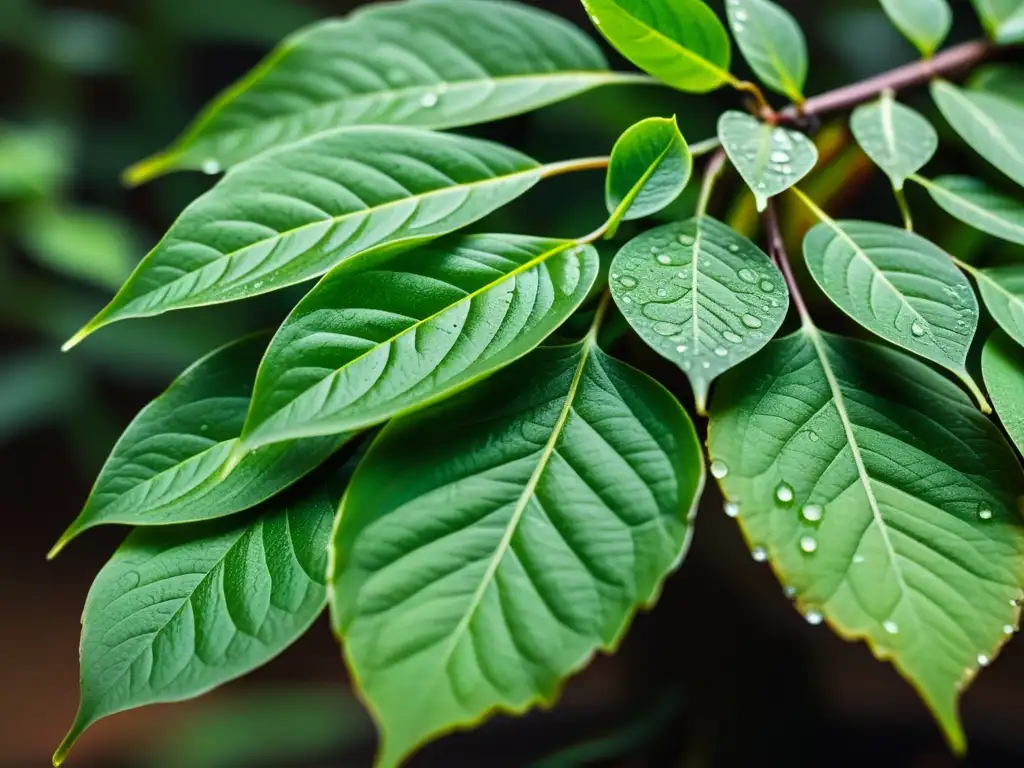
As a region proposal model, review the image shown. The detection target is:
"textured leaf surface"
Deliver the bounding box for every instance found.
[915,175,1024,245]
[69,128,542,348]
[851,93,938,190]
[725,0,808,102]
[803,219,985,405]
[609,217,788,412]
[581,0,732,93]
[932,80,1024,190]
[54,465,350,765]
[52,335,344,552]
[719,111,817,211]
[126,0,639,182]
[968,64,1024,104]
[974,266,1024,347]
[605,116,691,232]
[238,235,599,451]
[708,330,1024,752]
[878,0,952,56]
[331,342,704,768]
[983,332,1024,454]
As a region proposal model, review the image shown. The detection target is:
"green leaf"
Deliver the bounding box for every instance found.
[0,123,70,200]
[983,331,1024,454]
[969,0,1024,38]
[725,0,808,102]
[878,0,952,57]
[996,5,1024,42]
[913,175,1024,246]
[581,0,733,93]
[126,0,640,183]
[719,111,818,212]
[53,464,351,766]
[802,219,988,410]
[932,80,1024,190]
[237,235,599,453]
[609,216,789,413]
[850,92,938,191]
[973,266,1024,347]
[605,116,692,234]
[708,330,1024,753]
[330,340,704,768]
[66,128,543,349]
[968,64,1024,104]
[51,335,345,554]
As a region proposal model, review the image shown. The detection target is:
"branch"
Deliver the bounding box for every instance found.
[775,39,993,123]
[764,200,812,328]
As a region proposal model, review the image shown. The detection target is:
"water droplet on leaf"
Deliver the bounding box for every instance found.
[723,331,743,344]
[775,482,794,504]
[801,504,823,523]
[738,268,759,284]
[804,609,824,625]
[752,546,768,562]
[724,502,740,518]
[710,460,729,479]
[741,314,762,329]
[911,321,926,337]
[618,275,637,289]
[799,535,818,554]
[883,620,899,635]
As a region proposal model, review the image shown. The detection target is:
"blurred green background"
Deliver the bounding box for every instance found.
[3,0,1024,766]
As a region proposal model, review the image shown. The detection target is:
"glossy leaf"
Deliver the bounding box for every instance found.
[51,335,345,553]
[708,330,1024,753]
[969,0,1024,38]
[878,0,952,57]
[719,111,818,211]
[609,217,788,413]
[581,0,733,93]
[53,465,351,766]
[725,0,808,102]
[605,116,692,234]
[66,128,542,349]
[983,332,1024,454]
[126,0,642,182]
[850,93,938,191]
[237,235,599,453]
[974,266,1024,347]
[932,80,1024,190]
[914,175,1024,246]
[331,342,704,768]
[968,64,1024,104]
[803,219,987,408]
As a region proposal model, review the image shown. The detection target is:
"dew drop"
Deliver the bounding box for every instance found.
[853,554,865,564]
[760,279,776,293]
[804,609,824,625]
[734,22,745,33]
[801,504,824,523]
[656,254,672,266]
[714,346,729,357]
[979,505,993,521]
[724,502,740,518]
[775,482,795,504]
[420,91,439,108]
[621,296,632,304]
[977,654,991,667]
[702,361,711,369]
[723,330,743,344]
[807,430,820,443]
[618,275,637,289]
[910,321,926,337]
[883,620,899,635]
[678,233,695,246]
[741,313,763,329]
[200,423,209,433]
[735,9,749,21]
[799,535,818,554]
[676,344,688,353]
[752,546,768,562]
[710,460,730,479]
[756,181,767,189]
[770,150,790,164]
[1005,624,1016,635]
[738,267,759,284]
[783,585,797,599]
[202,159,221,175]
[729,243,741,253]
[656,287,668,298]
[654,321,682,336]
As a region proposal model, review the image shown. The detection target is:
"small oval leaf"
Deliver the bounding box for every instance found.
[51,335,345,553]
[331,342,704,768]
[851,92,938,191]
[726,0,808,102]
[610,216,789,413]
[983,331,1024,454]
[125,0,642,182]
[606,116,692,233]
[709,330,1024,754]
[719,111,818,211]
[975,266,1024,347]
[238,235,599,452]
[53,464,351,766]
[803,219,986,407]
[67,128,542,348]
[581,0,732,93]
[914,175,1024,246]
[878,0,952,57]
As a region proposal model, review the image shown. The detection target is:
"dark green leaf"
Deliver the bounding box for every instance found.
[610,217,788,412]
[237,235,599,453]
[331,341,704,768]
[66,128,543,349]
[725,0,808,102]
[914,175,1024,245]
[878,0,952,57]
[850,93,937,191]
[581,0,732,93]
[709,330,1024,753]
[983,332,1024,454]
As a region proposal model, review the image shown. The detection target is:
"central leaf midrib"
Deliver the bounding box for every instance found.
[923,178,1024,234]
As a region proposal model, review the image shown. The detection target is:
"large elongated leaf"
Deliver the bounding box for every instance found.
[719,111,817,211]
[53,465,351,766]
[932,80,1024,190]
[330,341,704,768]
[66,128,542,349]
[803,219,986,408]
[968,64,1024,104]
[605,116,691,234]
[973,265,1024,347]
[581,0,732,93]
[609,217,788,413]
[708,330,1024,752]
[237,235,599,453]
[913,175,1024,245]
[850,93,937,191]
[878,0,952,57]
[983,332,1024,454]
[126,0,641,183]
[51,335,345,554]
[725,0,808,102]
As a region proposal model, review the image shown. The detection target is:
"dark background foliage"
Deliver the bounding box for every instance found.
[2,0,1022,765]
